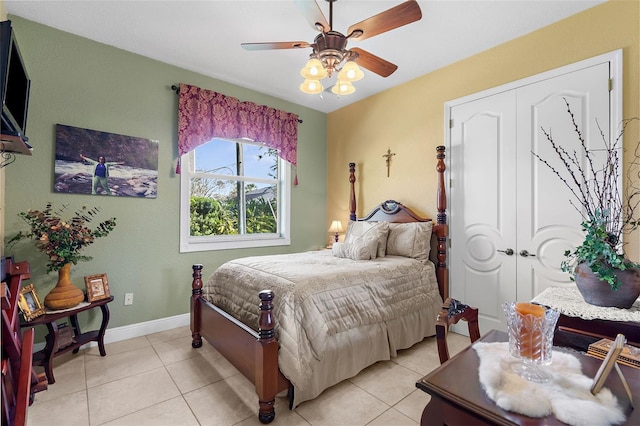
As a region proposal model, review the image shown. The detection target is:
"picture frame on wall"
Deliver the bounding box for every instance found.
[54,124,159,198]
[18,283,46,322]
[84,273,111,302]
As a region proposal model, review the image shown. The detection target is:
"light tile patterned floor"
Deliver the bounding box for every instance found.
[26,327,471,426]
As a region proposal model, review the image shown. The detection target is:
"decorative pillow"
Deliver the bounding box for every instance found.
[331,241,373,261]
[345,221,389,258]
[386,221,433,262]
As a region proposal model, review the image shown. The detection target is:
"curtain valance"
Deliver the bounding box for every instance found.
[176,83,299,174]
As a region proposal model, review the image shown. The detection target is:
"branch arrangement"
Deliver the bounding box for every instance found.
[532,98,640,288]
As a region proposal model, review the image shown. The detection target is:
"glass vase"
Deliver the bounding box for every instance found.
[503,301,560,383]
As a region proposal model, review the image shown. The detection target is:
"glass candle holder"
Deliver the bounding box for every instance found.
[503,301,560,382]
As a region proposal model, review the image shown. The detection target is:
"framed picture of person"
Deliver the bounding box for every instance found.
[18,284,45,322]
[54,124,159,198]
[84,273,110,302]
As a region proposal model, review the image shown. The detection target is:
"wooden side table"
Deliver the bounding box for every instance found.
[21,296,114,384]
[416,330,638,425]
[531,287,640,350]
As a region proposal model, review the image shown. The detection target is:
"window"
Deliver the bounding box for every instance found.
[180,138,291,252]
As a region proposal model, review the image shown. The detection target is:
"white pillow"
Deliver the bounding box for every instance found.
[331,241,373,261]
[345,221,389,258]
[386,221,433,261]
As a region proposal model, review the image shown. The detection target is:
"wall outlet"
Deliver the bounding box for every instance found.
[124,293,134,305]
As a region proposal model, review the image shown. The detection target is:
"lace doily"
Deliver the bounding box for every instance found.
[531,287,640,322]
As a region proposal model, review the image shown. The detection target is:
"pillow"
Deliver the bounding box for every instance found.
[386,221,433,261]
[331,241,373,261]
[345,221,389,258]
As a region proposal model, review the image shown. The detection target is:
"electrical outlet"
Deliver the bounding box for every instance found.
[124,293,134,305]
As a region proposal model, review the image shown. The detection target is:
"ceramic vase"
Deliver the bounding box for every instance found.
[44,263,85,310]
[575,262,640,309]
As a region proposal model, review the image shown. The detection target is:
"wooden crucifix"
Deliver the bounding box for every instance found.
[382,148,396,177]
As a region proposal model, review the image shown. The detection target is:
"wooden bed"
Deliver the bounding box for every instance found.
[189,146,448,423]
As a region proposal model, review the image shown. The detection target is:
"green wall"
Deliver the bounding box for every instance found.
[3,17,327,333]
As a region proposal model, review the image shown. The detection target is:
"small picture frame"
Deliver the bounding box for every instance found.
[18,284,45,321]
[591,333,625,394]
[84,273,110,302]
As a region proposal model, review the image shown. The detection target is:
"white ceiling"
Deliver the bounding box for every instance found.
[5,0,604,113]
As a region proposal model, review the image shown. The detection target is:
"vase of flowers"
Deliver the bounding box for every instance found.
[9,203,117,310]
[533,98,640,308]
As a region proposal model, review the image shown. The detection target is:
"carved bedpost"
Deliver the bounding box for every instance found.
[435,146,449,300]
[349,162,356,221]
[256,290,278,424]
[190,264,203,348]
[436,146,447,226]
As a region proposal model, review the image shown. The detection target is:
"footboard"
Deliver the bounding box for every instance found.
[190,264,290,423]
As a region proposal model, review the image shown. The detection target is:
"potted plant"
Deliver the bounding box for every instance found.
[533,98,640,308]
[8,203,117,310]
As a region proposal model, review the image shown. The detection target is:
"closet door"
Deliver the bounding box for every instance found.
[515,63,610,302]
[449,60,613,333]
[449,90,518,332]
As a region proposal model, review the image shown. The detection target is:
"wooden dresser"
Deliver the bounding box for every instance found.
[1,258,48,426]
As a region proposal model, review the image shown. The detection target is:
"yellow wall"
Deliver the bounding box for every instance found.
[327,0,640,261]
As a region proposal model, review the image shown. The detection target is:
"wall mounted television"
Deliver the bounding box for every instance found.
[1,20,31,144]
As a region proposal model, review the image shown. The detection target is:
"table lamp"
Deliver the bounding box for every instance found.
[328,220,343,243]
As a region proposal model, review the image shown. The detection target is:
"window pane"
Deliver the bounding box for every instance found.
[194,139,237,175]
[189,179,277,236]
[189,190,239,236]
[243,144,278,179]
[246,183,278,234]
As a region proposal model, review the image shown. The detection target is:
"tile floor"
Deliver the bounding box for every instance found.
[26,326,471,426]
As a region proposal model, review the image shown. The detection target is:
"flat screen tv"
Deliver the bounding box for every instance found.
[1,20,31,141]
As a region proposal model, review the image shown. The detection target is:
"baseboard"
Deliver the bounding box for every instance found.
[33,313,190,352]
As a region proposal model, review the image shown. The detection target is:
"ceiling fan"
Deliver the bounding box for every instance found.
[241,0,422,95]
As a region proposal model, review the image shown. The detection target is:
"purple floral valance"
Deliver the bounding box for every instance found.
[176,83,299,174]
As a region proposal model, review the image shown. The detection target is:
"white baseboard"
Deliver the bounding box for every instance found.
[34,313,191,352]
[103,313,191,344]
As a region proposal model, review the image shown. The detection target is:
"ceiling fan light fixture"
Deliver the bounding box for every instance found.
[331,80,355,96]
[337,61,364,82]
[300,79,324,94]
[300,58,328,80]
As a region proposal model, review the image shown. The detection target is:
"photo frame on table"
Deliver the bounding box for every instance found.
[591,333,633,407]
[18,283,45,321]
[84,273,110,302]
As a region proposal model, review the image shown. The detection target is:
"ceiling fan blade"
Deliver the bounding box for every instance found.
[294,0,330,32]
[351,48,398,77]
[347,0,422,41]
[241,41,311,50]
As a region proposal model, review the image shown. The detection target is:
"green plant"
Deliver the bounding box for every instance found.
[533,98,640,289]
[8,203,117,273]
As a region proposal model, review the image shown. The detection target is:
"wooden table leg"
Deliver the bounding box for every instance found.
[97,303,110,356]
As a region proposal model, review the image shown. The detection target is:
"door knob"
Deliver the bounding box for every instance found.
[520,250,536,257]
[497,248,514,256]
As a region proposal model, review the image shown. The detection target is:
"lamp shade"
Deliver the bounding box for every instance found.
[328,220,344,233]
[331,80,356,95]
[300,79,324,94]
[337,61,364,82]
[301,58,328,80]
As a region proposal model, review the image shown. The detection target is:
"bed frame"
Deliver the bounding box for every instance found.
[190,146,448,423]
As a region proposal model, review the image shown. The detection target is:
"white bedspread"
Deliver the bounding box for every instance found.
[203,249,441,405]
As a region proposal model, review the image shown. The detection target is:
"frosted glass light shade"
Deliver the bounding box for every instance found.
[337,61,364,82]
[300,79,323,94]
[331,80,356,95]
[300,58,328,80]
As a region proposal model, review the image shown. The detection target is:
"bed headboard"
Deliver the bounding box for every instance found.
[346,146,449,300]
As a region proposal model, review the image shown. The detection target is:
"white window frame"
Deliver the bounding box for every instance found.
[179,140,291,252]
